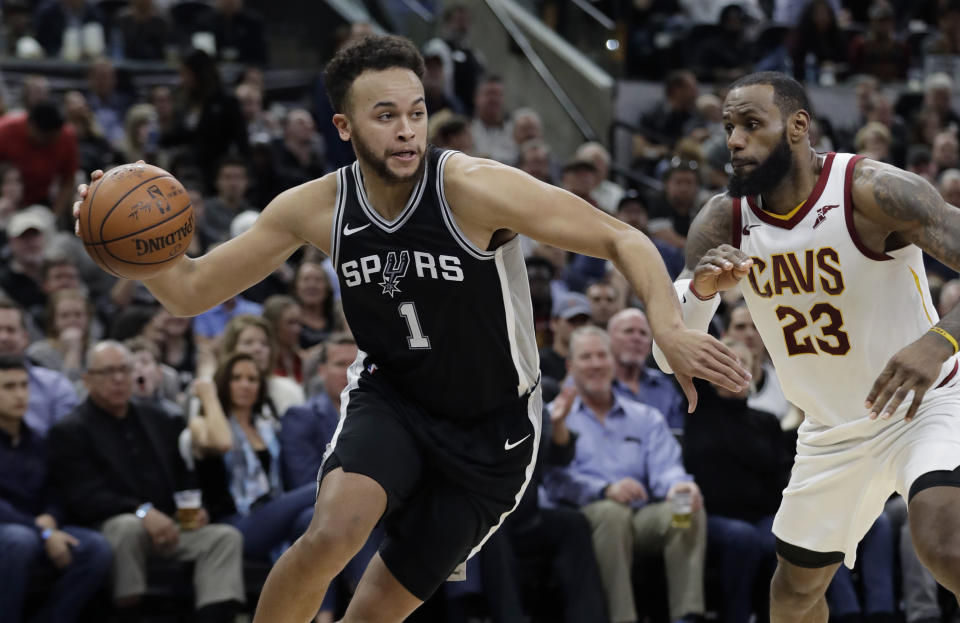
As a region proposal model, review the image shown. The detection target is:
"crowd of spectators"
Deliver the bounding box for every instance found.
[1,1,958,622]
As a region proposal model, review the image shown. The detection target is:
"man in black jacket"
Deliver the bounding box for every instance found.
[48,340,245,622]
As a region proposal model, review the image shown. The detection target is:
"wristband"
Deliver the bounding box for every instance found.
[931,327,959,354]
[688,282,717,301]
[135,502,154,519]
[40,527,54,541]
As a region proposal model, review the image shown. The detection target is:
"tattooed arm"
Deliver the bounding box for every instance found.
[681,194,754,297]
[851,158,960,420]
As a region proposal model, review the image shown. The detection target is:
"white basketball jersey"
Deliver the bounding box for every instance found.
[734,152,958,427]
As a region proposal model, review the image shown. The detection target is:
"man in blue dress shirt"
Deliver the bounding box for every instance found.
[544,326,707,623]
[608,308,685,431]
[0,353,111,622]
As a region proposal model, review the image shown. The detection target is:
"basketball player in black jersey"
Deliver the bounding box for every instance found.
[75,35,750,622]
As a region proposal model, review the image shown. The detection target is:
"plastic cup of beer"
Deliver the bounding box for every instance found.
[670,489,693,529]
[174,489,202,530]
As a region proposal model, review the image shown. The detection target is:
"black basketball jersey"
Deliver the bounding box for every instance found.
[330,146,539,420]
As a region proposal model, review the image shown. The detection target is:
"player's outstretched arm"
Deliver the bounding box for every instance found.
[852,159,960,420]
[75,173,337,317]
[444,155,750,406]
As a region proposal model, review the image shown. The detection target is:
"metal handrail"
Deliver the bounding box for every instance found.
[396,0,435,22]
[483,0,598,140]
[569,0,615,30]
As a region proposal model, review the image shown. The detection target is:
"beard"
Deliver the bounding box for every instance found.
[727,130,793,198]
[351,131,425,185]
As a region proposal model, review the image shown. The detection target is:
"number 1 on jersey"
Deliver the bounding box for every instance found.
[399,302,431,349]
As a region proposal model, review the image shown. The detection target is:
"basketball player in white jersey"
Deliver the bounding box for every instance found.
[653,71,960,622]
[74,35,750,623]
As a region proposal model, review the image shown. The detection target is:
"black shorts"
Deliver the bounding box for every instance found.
[318,367,541,600]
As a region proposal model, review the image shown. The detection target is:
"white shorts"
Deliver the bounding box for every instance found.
[772,386,960,568]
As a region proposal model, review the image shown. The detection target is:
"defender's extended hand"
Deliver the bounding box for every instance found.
[865,332,954,422]
[659,328,751,412]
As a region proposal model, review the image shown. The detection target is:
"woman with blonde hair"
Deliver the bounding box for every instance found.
[218,315,304,415]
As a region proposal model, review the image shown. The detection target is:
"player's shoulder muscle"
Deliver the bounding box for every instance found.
[260,171,339,255]
[684,192,735,271]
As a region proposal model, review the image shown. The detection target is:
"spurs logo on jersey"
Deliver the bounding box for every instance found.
[732,152,957,428]
[339,250,464,293]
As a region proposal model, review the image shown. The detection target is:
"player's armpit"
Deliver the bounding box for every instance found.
[143,176,336,316]
[852,158,960,271]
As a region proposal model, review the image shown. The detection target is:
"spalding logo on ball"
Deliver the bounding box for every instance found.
[78,163,194,280]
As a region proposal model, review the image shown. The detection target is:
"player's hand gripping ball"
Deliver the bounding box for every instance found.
[77,163,193,279]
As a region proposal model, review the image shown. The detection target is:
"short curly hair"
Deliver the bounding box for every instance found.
[323,34,425,115]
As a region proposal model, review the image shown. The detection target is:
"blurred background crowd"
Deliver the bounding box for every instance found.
[0,0,959,622]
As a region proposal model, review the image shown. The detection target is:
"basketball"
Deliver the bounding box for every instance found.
[78,163,194,280]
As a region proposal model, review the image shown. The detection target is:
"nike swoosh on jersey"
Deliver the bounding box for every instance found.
[504,434,531,451]
[343,223,371,236]
[742,224,760,235]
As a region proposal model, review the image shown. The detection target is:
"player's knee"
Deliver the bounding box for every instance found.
[301,513,371,562]
[770,565,831,608]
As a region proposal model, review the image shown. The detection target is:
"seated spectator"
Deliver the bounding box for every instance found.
[236,81,276,143]
[120,103,164,167]
[431,113,474,154]
[63,90,118,175]
[540,293,592,385]
[26,289,92,383]
[847,3,908,82]
[854,121,892,162]
[164,49,248,193]
[196,0,268,65]
[788,0,847,84]
[545,326,706,623]
[586,281,624,329]
[0,206,54,315]
[153,309,197,388]
[0,101,78,222]
[293,259,338,349]
[421,41,464,116]
[86,58,130,148]
[193,294,263,343]
[0,299,78,436]
[182,352,315,562]
[616,191,685,279]
[526,256,557,348]
[127,337,185,419]
[923,0,960,55]
[470,75,516,163]
[271,109,326,192]
[932,129,959,177]
[512,108,543,154]
[0,353,112,622]
[648,158,702,250]
[516,138,553,184]
[262,295,304,383]
[35,0,105,59]
[202,156,254,244]
[632,71,704,174]
[684,340,788,623]
[47,341,245,621]
[0,162,25,229]
[696,5,754,83]
[608,308,685,431]
[577,142,624,215]
[724,302,793,421]
[115,0,172,61]
[218,315,305,415]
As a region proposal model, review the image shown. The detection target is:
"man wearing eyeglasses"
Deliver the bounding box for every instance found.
[47,340,246,623]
